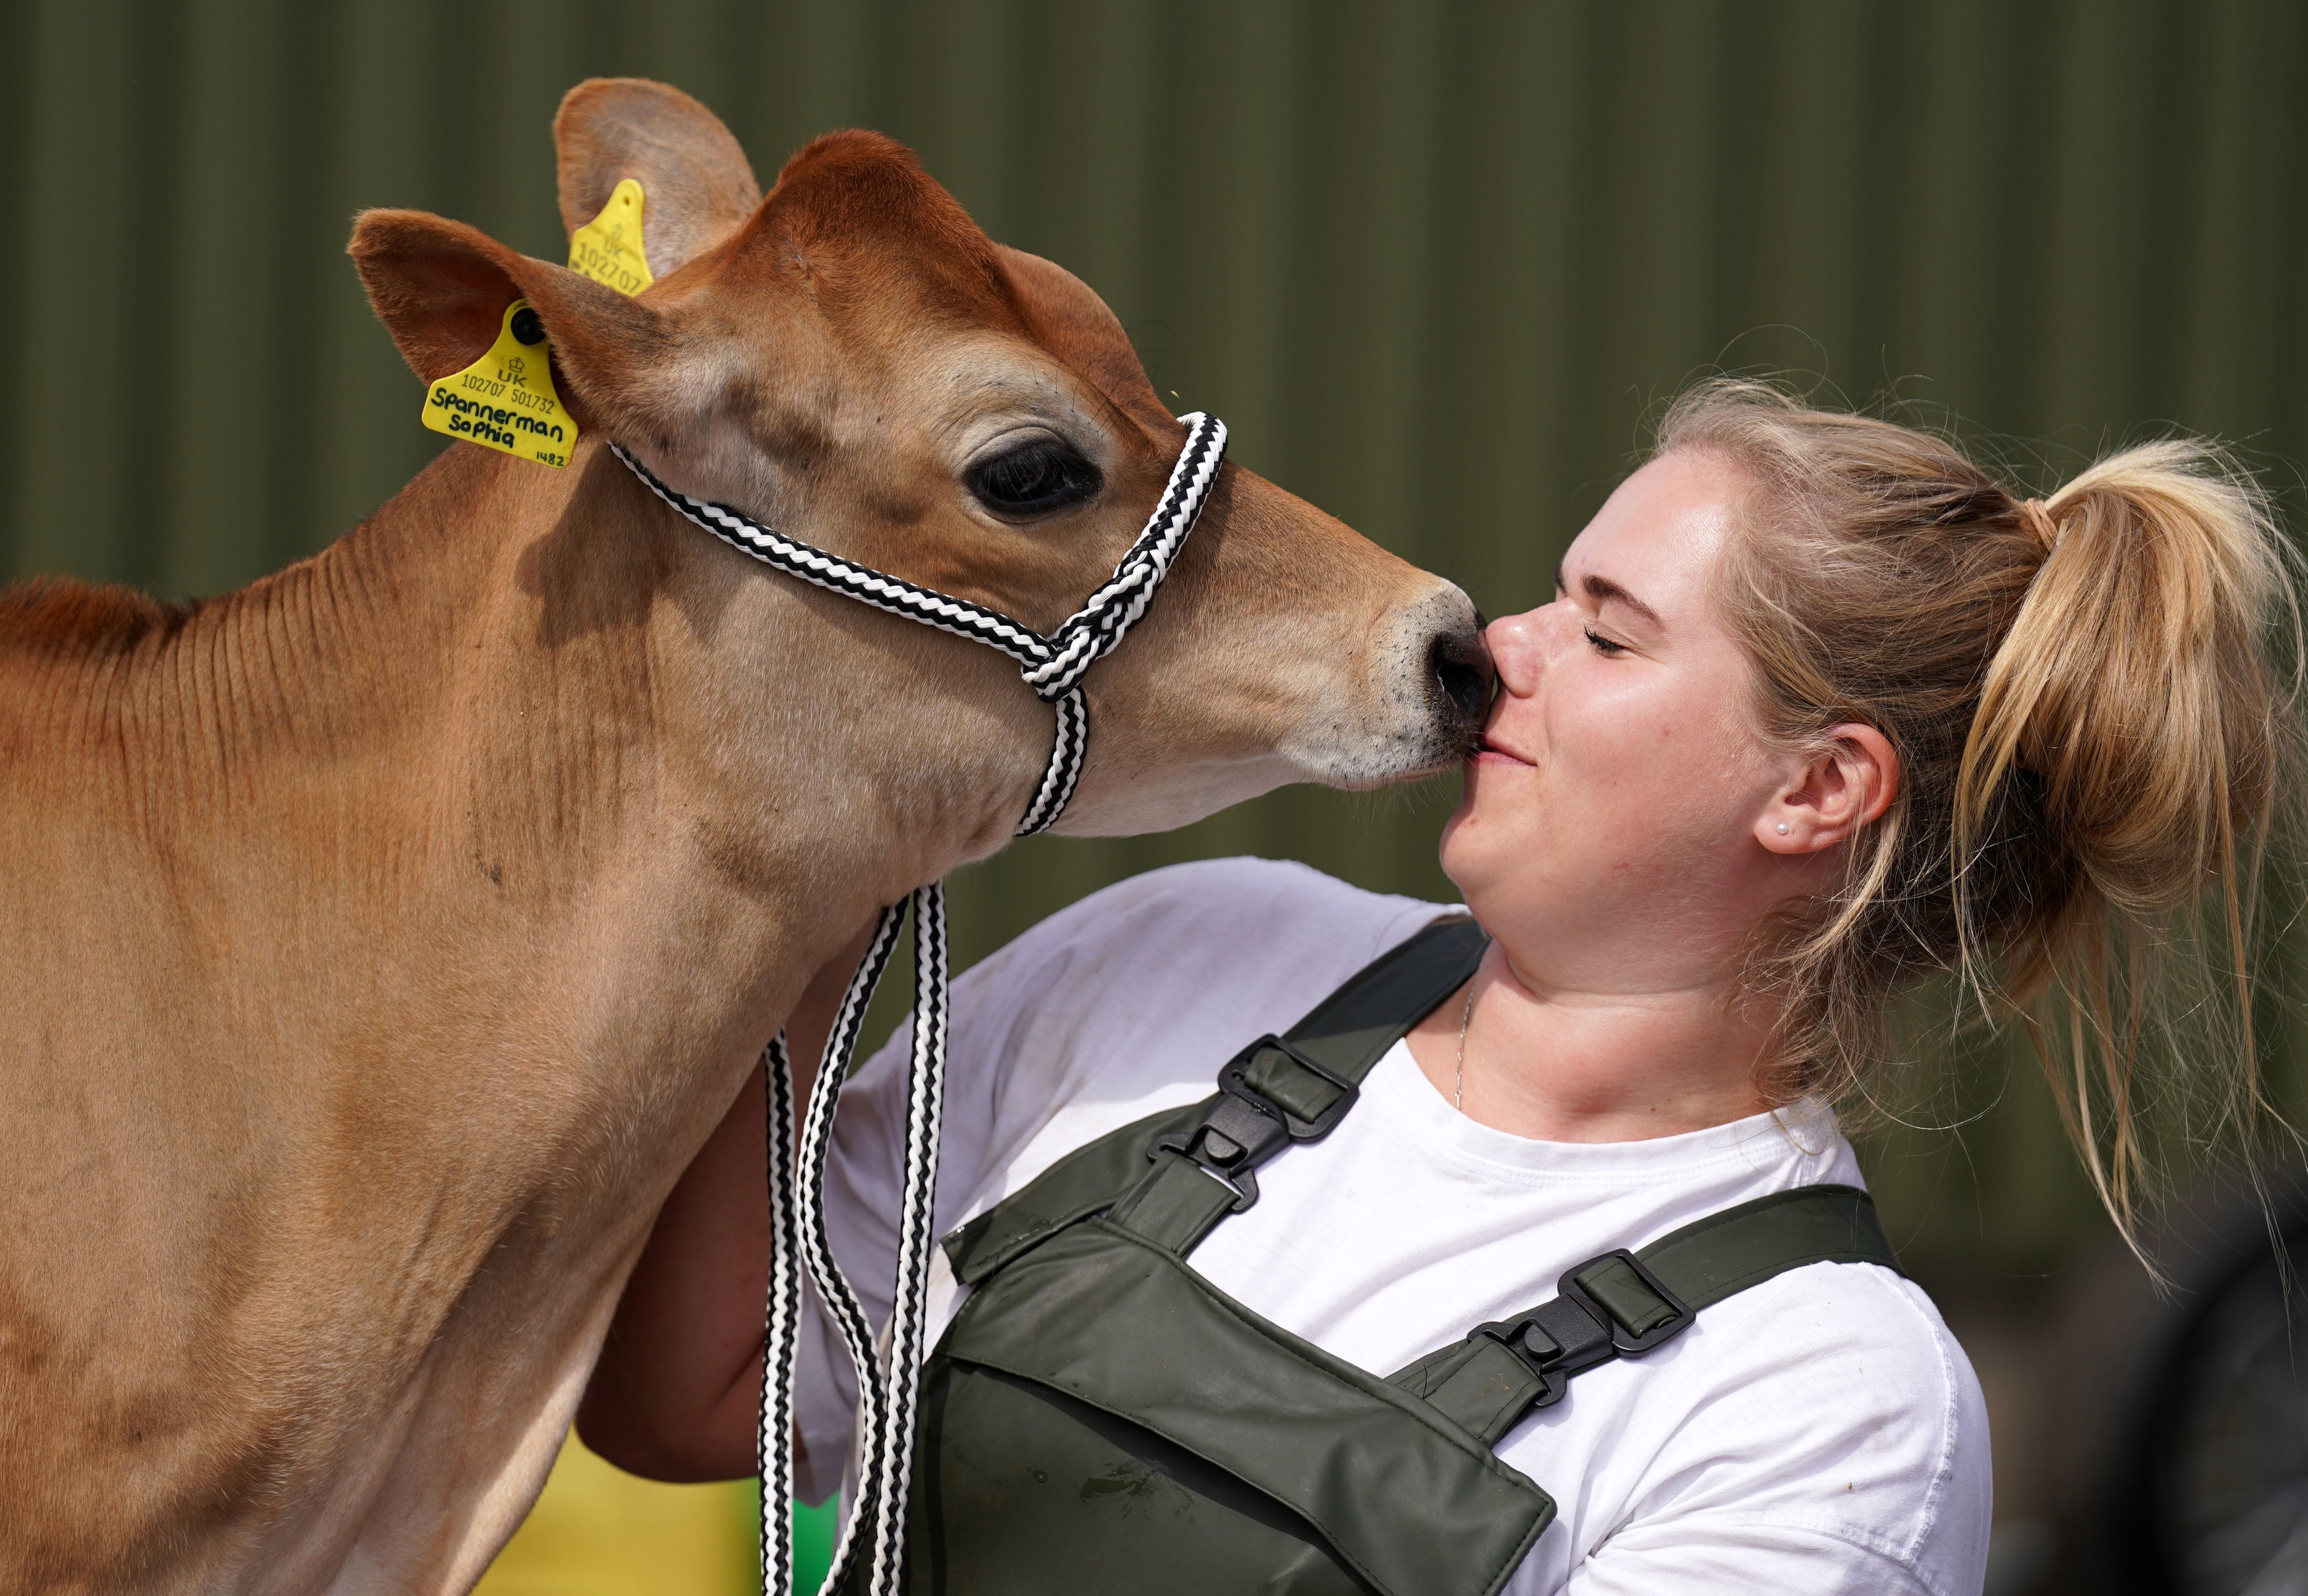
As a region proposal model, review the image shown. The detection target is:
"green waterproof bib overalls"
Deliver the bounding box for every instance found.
[851,918,1902,1595]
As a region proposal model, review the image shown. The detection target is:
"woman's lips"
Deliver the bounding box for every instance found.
[1471,738,1534,768]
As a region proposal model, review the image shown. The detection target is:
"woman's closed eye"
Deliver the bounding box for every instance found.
[1583,625,1629,657]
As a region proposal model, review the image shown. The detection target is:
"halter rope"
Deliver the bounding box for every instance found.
[614,413,1228,1595]
[614,411,1223,835]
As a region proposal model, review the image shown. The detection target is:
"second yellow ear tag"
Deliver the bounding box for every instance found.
[420,299,576,467]
[568,177,653,295]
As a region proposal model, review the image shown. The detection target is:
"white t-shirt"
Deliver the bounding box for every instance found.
[795,858,1991,1596]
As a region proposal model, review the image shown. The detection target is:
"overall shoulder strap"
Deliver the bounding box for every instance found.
[1390,1183,1900,1446]
[1105,915,1486,1255]
[945,914,1488,1284]
[1285,914,1492,1080]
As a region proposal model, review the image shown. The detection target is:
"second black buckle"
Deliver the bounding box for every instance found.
[1471,1248,1695,1410]
[1560,1249,1695,1356]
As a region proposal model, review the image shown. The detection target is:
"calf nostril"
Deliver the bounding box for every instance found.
[1428,628,1494,734]
[1438,661,1489,725]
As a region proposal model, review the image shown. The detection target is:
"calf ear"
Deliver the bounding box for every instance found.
[555,78,762,280]
[996,246,1176,436]
[349,208,694,443]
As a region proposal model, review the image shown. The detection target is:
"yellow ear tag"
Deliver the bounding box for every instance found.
[568,177,653,295]
[419,300,576,468]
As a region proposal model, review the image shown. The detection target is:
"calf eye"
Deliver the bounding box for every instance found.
[967,438,1103,519]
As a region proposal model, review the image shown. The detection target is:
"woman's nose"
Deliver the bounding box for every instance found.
[1484,608,1549,695]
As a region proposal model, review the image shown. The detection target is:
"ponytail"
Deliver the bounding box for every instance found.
[1656,380,2302,1247]
[1957,443,2299,1224]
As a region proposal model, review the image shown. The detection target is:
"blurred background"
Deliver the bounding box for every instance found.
[6,0,2306,1591]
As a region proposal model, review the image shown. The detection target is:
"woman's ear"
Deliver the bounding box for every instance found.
[1758,724,1900,854]
[348,208,694,442]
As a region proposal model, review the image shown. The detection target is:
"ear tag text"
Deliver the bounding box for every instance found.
[568,177,653,295]
[419,299,575,468]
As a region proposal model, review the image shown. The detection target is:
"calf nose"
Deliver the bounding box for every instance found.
[1427,615,1494,749]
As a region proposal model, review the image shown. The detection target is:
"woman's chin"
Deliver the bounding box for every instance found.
[1436,808,1490,897]
[1449,758,1523,828]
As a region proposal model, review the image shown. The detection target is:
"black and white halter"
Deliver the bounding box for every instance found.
[614,413,1227,1596]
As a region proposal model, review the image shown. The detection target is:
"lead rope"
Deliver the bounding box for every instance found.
[614,415,1227,1595]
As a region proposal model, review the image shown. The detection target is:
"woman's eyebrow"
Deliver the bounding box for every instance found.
[1555,562,1664,629]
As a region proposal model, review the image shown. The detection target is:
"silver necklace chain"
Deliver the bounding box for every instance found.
[1453,981,1476,1111]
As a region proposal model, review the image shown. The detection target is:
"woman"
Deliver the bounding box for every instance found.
[578,380,2296,1594]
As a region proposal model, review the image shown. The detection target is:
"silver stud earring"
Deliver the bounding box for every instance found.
[1776,823,1790,835]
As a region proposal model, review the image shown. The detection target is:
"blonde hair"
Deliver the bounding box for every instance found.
[1657,379,2301,1236]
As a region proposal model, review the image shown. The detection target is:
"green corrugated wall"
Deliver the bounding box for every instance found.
[8,0,2307,1285]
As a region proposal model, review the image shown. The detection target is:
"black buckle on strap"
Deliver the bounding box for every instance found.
[1147,1034,1359,1212]
[1470,1248,1695,1410]
[1562,1249,1695,1355]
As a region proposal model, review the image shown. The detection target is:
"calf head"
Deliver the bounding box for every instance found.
[351,79,1487,842]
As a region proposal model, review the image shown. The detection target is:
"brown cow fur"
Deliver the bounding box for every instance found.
[0,80,1482,1593]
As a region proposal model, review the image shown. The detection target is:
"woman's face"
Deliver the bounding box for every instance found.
[1440,450,1815,991]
